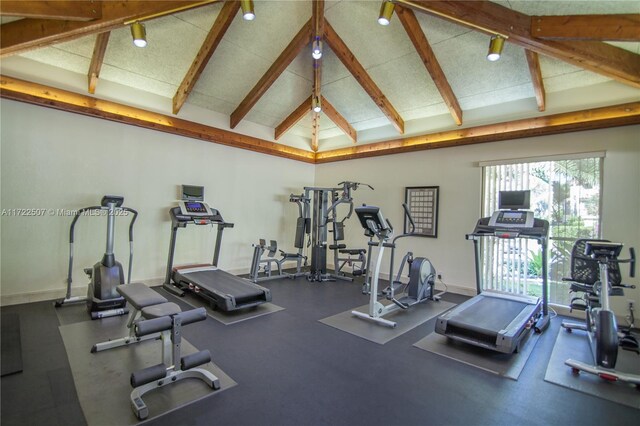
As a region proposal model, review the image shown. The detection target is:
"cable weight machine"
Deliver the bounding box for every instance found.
[303,181,373,282]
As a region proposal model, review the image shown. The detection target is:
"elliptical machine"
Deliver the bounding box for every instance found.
[55,195,138,319]
[561,239,639,387]
[352,203,440,328]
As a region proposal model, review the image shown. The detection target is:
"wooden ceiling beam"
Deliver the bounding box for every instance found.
[274,96,311,140]
[173,1,239,115]
[230,19,312,129]
[524,50,546,112]
[316,102,640,163]
[395,1,640,89]
[0,1,218,58]
[312,0,324,103]
[323,20,404,134]
[0,75,315,163]
[311,112,320,152]
[532,14,640,41]
[312,0,325,42]
[321,96,357,143]
[87,32,110,94]
[396,6,462,126]
[0,1,102,21]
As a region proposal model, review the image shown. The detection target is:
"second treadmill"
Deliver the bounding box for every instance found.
[435,190,550,353]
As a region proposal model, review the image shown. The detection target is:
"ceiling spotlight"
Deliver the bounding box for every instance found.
[378,1,395,26]
[240,0,255,21]
[130,21,147,47]
[487,35,505,61]
[312,37,323,60]
[312,96,322,113]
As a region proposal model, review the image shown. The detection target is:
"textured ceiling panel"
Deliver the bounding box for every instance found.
[508,1,640,15]
[543,69,610,93]
[433,30,531,101]
[187,90,237,115]
[367,52,442,114]
[458,82,534,111]
[287,53,314,82]
[100,17,209,88]
[191,40,273,105]
[170,2,222,31]
[317,48,354,85]
[244,108,282,128]
[20,43,92,76]
[248,71,313,127]
[99,64,178,98]
[3,0,639,151]
[413,13,472,45]
[220,1,310,62]
[401,102,450,122]
[538,55,594,80]
[286,48,352,85]
[322,75,385,125]
[325,1,415,69]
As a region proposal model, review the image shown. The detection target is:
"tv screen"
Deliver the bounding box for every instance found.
[182,185,204,201]
[499,190,530,210]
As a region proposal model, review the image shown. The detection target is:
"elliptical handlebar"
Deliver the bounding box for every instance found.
[402,203,415,234]
[122,207,138,243]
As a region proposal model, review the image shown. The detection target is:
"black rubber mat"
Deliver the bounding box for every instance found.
[58,306,237,425]
[545,327,640,409]
[413,329,540,380]
[1,313,23,376]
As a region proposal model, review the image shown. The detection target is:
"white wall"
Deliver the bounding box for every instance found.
[315,125,640,316]
[2,98,638,319]
[0,99,315,304]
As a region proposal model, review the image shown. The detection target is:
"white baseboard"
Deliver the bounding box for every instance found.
[0,279,164,306]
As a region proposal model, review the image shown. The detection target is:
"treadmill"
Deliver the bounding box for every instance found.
[435,190,550,353]
[163,185,272,312]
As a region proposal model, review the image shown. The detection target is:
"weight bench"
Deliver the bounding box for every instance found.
[91,283,173,353]
[129,306,220,420]
[89,283,220,419]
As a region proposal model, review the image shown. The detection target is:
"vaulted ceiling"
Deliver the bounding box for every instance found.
[1,1,639,162]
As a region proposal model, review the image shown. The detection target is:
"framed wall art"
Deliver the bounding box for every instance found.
[404,186,439,237]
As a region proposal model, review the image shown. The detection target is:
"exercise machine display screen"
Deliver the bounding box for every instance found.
[185,202,207,213]
[182,185,204,201]
[488,210,534,229]
[178,201,213,218]
[499,190,530,210]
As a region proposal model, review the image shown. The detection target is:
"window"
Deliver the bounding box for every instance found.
[480,153,603,306]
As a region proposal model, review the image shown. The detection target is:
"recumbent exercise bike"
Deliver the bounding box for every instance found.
[561,239,639,388]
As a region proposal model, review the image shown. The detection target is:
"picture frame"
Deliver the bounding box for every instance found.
[404,186,439,238]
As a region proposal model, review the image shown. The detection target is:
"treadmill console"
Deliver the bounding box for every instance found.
[488,210,534,228]
[178,201,214,217]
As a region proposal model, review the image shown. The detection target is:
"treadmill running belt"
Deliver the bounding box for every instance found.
[448,297,529,332]
[178,269,263,302]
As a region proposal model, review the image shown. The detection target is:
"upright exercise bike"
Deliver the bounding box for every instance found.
[55,195,138,319]
[561,239,639,387]
[352,203,440,328]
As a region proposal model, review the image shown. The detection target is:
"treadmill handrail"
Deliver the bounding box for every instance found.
[466,215,550,324]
